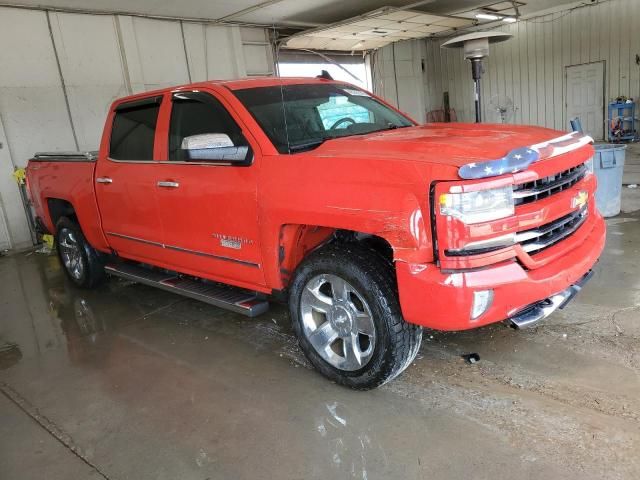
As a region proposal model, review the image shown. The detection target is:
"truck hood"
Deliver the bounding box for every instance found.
[310,123,567,167]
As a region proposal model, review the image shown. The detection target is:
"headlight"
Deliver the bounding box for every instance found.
[439,186,514,224]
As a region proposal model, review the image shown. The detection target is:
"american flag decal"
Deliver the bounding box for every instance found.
[459,147,539,179]
[458,132,593,180]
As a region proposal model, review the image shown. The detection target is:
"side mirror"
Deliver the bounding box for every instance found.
[181,133,250,162]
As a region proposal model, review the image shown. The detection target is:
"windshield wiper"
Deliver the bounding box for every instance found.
[287,124,409,152]
[288,138,327,153]
[383,123,409,130]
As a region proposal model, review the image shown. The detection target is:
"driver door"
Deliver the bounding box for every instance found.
[152,90,265,289]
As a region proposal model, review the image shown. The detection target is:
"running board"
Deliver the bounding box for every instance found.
[105,263,269,317]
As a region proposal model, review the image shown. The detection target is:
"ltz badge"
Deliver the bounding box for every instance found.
[212,233,254,250]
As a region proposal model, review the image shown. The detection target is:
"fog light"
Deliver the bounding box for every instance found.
[471,290,494,320]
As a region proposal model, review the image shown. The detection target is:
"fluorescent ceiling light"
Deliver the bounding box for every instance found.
[475,13,501,20]
[502,17,517,23]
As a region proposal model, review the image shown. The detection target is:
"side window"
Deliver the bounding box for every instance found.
[317,95,372,130]
[109,98,161,161]
[169,92,250,162]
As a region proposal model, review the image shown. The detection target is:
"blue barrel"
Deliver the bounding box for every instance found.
[593,144,626,217]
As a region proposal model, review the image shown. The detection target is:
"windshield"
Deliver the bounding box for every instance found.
[233,83,414,153]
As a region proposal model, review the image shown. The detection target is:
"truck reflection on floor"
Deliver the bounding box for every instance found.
[0,252,156,366]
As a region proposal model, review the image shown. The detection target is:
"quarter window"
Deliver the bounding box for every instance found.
[109,98,161,161]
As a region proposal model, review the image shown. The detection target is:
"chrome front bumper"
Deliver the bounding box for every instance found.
[509,269,594,329]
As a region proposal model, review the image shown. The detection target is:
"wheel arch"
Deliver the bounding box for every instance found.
[46,198,77,231]
[276,224,396,289]
[41,189,110,253]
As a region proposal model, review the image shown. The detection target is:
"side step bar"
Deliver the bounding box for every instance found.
[105,263,269,317]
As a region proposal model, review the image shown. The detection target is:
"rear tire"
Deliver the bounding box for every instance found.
[289,244,422,390]
[55,217,105,289]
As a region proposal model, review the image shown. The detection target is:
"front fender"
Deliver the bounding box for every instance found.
[259,155,439,289]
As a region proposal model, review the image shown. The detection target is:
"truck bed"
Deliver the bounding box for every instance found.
[26,152,108,251]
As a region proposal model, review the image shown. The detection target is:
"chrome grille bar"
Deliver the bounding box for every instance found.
[513,163,587,205]
[516,207,588,255]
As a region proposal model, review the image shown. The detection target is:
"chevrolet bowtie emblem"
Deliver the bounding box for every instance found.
[572,190,588,209]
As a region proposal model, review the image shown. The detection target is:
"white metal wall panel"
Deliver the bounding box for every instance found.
[241,28,274,76]
[182,23,208,82]
[0,116,24,250]
[372,40,426,123]
[0,8,76,165]
[421,0,640,133]
[372,43,399,106]
[0,5,274,249]
[122,17,191,90]
[0,204,11,251]
[48,12,129,151]
[204,26,246,80]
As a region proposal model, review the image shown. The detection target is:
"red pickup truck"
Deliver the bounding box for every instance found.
[26,77,605,389]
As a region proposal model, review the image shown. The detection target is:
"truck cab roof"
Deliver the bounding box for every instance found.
[112,77,343,107]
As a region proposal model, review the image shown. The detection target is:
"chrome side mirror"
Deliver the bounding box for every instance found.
[180,133,250,162]
[181,133,234,150]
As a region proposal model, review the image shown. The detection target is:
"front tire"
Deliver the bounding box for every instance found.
[55,217,105,289]
[289,244,422,390]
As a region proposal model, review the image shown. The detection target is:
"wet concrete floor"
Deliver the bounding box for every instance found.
[1,212,639,480]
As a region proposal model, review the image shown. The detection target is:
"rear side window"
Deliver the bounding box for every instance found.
[109,97,161,161]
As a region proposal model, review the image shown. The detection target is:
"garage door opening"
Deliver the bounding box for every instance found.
[277,50,372,90]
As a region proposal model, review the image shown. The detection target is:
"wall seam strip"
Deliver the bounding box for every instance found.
[391,42,400,107]
[114,15,133,95]
[45,11,79,150]
[180,21,192,83]
[0,109,17,169]
[204,24,209,80]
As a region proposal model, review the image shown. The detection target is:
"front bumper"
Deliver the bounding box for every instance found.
[395,209,605,331]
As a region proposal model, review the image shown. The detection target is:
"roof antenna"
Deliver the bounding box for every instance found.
[317,70,334,80]
[274,27,291,153]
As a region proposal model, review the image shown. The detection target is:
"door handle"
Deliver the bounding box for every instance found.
[96,177,113,184]
[157,181,179,188]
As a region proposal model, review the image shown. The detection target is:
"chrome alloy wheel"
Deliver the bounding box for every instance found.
[58,228,84,280]
[300,274,376,371]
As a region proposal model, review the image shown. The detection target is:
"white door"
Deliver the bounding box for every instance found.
[566,62,605,140]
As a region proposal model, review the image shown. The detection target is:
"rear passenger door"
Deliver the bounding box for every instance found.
[95,96,166,264]
[152,90,265,288]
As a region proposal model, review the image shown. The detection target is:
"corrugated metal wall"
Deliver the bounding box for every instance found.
[0,6,274,250]
[370,39,427,123]
[423,0,640,130]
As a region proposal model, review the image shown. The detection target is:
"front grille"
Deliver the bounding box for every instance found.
[515,206,588,255]
[513,163,587,205]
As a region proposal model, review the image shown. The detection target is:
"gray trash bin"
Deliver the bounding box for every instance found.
[593,144,626,217]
